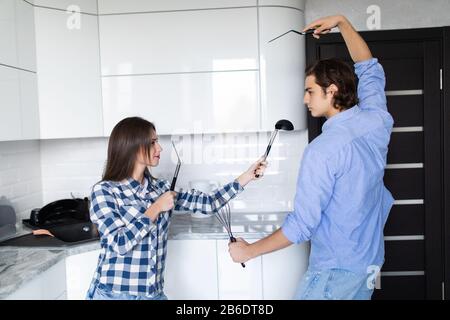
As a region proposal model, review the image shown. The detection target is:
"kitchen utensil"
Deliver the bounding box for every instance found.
[268,28,314,43]
[170,141,181,191]
[255,119,294,178]
[268,28,330,43]
[169,141,182,218]
[215,203,245,268]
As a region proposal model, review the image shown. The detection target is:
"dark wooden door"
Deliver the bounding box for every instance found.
[306,27,448,300]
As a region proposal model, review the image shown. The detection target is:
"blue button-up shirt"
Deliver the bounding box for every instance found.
[87,173,243,298]
[282,58,394,274]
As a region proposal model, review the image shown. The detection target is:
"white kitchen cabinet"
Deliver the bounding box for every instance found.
[259,0,305,10]
[0,66,39,142]
[258,6,307,132]
[0,0,18,69]
[98,2,306,136]
[33,0,98,14]
[102,71,260,136]
[0,66,22,141]
[5,259,66,300]
[99,8,258,76]
[164,238,309,300]
[98,0,257,14]
[15,0,37,72]
[19,71,40,140]
[217,239,263,300]
[0,0,39,142]
[0,0,36,72]
[261,241,310,299]
[34,7,103,139]
[164,239,218,299]
[65,249,101,300]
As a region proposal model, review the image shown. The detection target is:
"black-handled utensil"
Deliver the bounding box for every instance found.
[255,119,294,178]
[169,142,181,218]
[215,203,245,268]
[268,28,314,43]
[170,141,181,191]
[268,28,331,43]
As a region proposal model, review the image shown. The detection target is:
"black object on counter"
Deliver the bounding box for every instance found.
[23,198,90,229]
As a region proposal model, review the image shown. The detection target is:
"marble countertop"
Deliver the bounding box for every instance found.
[0,211,289,299]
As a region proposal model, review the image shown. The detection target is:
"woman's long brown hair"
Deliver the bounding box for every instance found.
[102,117,156,182]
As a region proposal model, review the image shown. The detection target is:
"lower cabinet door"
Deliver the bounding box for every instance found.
[164,239,218,299]
[261,242,310,299]
[217,239,263,300]
[65,249,101,300]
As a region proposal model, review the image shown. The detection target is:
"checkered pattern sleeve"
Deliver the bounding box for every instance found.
[90,183,156,255]
[173,180,244,214]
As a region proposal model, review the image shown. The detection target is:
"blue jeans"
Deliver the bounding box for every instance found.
[89,283,168,300]
[294,268,374,300]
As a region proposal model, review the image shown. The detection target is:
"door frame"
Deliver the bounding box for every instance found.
[443,27,450,300]
[306,27,449,300]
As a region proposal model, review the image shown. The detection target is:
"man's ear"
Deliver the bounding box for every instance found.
[326,84,339,96]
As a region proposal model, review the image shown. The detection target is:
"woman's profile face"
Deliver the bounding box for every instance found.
[137,132,162,167]
[148,132,162,167]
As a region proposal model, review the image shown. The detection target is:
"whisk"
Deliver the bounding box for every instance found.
[215,202,245,268]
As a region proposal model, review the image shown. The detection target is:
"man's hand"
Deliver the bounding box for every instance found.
[304,14,372,62]
[228,238,253,264]
[303,14,345,39]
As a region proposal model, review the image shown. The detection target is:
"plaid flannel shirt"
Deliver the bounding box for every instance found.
[86,172,243,298]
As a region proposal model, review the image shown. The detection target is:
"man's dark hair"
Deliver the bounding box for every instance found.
[306,58,358,111]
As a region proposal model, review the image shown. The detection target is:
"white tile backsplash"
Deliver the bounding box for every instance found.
[0,130,307,220]
[36,130,307,213]
[40,138,107,203]
[0,140,43,222]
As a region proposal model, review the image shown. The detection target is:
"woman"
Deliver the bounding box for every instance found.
[86,117,267,300]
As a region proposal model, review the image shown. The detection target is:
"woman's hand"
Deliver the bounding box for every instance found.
[303,14,346,39]
[236,158,268,187]
[146,191,176,221]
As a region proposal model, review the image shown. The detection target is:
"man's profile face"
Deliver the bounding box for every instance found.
[304,75,338,118]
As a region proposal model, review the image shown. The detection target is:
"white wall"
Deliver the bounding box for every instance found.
[305,0,450,31]
[0,141,43,222]
[39,130,308,213]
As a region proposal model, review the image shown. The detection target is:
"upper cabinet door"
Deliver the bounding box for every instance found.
[102,71,260,136]
[98,0,257,14]
[0,0,39,142]
[34,7,103,139]
[0,66,22,141]
[259,6,307,132]
[99,8,259,75]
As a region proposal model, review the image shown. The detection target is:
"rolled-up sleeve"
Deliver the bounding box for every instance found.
[281,147,335,244]
[354,58,387,113]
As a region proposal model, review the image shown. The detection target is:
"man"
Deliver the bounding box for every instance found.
[228,15,394,300]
